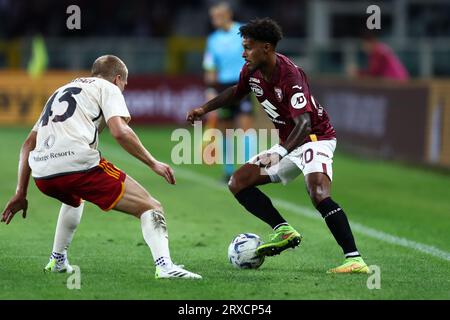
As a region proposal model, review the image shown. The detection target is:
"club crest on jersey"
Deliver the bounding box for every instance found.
[291,92,307,109]
[250,83,263,97]
[274,87,283,102]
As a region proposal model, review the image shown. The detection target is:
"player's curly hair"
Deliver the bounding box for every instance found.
[239,18,283,47]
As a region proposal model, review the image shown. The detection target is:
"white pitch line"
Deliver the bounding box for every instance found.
[103,143,450,262]
[271,198,450,262]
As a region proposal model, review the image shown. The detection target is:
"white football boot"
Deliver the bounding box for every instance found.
[43,253,74,273]
[155,264,202,279]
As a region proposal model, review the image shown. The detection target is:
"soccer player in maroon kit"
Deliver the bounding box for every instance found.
[188,18,369,273]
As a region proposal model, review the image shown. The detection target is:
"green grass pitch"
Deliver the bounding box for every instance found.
[0,126,449,300]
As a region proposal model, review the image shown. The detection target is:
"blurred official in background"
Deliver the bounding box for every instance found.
[203,2,256,181]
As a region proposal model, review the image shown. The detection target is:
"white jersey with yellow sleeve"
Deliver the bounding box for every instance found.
[29,77,130,179]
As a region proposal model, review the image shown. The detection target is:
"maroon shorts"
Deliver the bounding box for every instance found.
[35,158,126,211]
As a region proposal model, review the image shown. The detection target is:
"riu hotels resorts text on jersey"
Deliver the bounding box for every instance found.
[32,150,75,162]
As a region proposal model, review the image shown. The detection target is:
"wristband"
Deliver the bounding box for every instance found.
[273,145,288,158]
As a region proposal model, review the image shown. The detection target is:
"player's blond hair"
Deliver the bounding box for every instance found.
[91,55,128,81]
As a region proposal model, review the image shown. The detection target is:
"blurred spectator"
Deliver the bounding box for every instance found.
[27,35,48,78]
[348,32,409,81]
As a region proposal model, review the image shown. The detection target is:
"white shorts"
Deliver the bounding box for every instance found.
[248,140,337,185]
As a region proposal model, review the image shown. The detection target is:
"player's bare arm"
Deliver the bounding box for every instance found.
[1,130,36,224]
[107,116,175,185]
[281,112,312,152]
[259,113,312,168]
[186,85,239,124]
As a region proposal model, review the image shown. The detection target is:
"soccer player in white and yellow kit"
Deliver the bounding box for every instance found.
[1,55,201,279]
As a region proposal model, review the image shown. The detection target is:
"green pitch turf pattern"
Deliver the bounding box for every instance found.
[0,126,449,300]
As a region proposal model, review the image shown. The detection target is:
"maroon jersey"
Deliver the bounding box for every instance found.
[233,53,336,145]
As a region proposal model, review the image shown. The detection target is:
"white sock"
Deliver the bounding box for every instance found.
[344,251,361,258]
[52,202,84,255]
[140,209,173,269]
[273,222,289,230]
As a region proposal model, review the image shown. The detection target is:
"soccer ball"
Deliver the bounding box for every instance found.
[228,233,265,269]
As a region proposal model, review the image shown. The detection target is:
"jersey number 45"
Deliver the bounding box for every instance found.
[40,87,82,127]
